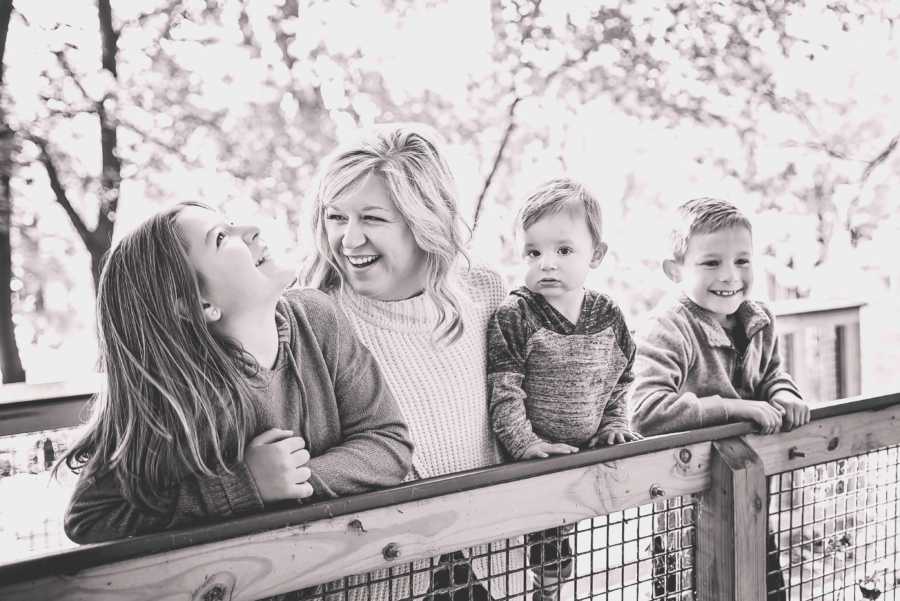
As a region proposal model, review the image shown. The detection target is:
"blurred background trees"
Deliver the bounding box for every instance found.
[1,0,898,384]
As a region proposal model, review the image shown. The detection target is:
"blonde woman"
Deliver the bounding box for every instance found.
[304,123,526,601]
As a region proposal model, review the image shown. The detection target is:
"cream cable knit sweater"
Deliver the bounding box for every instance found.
[331,264,529,600]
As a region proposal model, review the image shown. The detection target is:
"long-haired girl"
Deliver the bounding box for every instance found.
[59,202,412,543]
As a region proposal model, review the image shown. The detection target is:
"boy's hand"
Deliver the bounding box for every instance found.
[769,392,810,431]
[589,429,644,447]
[520,439,579,459]
[729,399,784,434]
[245,428,314,503]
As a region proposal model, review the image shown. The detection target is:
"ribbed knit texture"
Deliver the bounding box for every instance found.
[332,264,529,600]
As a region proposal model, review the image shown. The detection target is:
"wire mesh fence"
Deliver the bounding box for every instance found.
[769,443,900,601]
[279,496,697,601]
[0,427,80,562]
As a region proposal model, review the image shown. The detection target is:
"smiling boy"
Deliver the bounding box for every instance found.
[631,197,809,436]
[631,197,809,600]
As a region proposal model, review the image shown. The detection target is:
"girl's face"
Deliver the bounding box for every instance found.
[323,175,429,301]
[177,206,295,318]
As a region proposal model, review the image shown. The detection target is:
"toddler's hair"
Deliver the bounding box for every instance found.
[516,178,603,250]
[304,122,469,343]
[671,197,753,262]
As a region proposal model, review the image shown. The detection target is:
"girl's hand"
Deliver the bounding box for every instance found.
[730,400,784,435]
[245,428,313,503]
[520,439,579,459]
[589,429,644,447]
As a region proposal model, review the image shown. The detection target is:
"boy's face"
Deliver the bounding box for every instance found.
[521,208,606,307]
[665,226,754,324]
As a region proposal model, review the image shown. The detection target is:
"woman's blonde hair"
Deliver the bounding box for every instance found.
[303,123,469,342]
[56,202,260,512]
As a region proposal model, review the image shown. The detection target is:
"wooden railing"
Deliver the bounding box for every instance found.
[0,393,898,601]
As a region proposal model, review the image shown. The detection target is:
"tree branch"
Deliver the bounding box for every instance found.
[861,134,898,182]
[472,96,521,230]
[30,136,94,249]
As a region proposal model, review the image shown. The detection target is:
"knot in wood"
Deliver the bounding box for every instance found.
[382,542,401,560]
[203,584,229,601]
[649,484,665,498]
[678,448,692,463]
[753,495,763,512]
[827,437,840,451]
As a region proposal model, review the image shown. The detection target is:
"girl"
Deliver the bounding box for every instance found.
[304,123,526,601]
[59,202,412,543]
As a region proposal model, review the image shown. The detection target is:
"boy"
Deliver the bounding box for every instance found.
[488,178,641,601]
[632,196,810,600]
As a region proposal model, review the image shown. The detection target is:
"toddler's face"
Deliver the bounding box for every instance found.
[521,209,605,308]
[672,226,754,324]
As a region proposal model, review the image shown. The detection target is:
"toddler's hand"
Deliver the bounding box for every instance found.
[730,400,784,434]
[245,428,313,503]
[520,439,579,459]
[589,429,644,448]
[769,393,810,431]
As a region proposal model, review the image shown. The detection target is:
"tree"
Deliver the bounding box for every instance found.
[0,0,25,382]
[26,0,120,291]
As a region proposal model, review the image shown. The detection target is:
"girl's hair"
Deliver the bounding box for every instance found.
[303,122,469,343]
[56,202,259,512]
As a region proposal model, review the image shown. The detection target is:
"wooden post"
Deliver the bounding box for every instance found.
[835,322,862,398]
[697,438,768,601]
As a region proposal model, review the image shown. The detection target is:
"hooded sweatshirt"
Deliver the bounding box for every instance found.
[487,286,636,459]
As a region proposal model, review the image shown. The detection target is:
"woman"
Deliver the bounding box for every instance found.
[304,123,525,601]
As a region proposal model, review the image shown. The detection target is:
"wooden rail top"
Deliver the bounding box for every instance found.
[1,391,898,592]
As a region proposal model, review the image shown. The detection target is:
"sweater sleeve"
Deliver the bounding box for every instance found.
[596,308,636,436]
[306,301,413,497]
[487,301,541,459]
[64,462,263,544]
[757,306,803,401]
[631,315,731,436]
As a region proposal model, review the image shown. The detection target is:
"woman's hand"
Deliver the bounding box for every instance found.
[245,428,314,502]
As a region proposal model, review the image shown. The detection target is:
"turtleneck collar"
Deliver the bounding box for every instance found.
[337,282,442,334]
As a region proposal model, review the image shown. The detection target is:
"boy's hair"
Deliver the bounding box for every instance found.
[516,178,603,250]
[671,197,753,262]
[303,122,469,343]
[56,202,260,512]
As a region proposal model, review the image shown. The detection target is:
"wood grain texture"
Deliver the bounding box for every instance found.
[0,442,711,601]
[744,399,900,475]
[697,438,768,601]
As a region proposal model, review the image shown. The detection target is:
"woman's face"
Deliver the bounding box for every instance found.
[323,175,429,301]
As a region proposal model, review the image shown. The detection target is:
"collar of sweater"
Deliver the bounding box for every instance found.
[338,284,443,334]
[677,293,770,348]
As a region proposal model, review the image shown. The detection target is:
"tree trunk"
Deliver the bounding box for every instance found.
[92,0,119,291]
[0,0,26,383]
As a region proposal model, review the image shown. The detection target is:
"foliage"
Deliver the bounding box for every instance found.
[2,0,899,381]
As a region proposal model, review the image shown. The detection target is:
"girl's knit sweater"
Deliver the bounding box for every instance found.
[331,264,529,600]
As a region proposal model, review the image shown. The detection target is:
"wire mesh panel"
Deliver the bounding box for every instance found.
[769,444,900,601]
[0,427,81,562]
[279,496,698,601]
